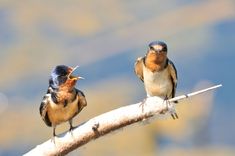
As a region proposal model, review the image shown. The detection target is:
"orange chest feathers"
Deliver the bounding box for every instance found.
[145,53,166,72]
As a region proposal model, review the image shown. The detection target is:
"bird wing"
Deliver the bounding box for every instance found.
[75,89,87,113]
[39,94,52,127]
[134,57,145,82]
[167,59,178,98]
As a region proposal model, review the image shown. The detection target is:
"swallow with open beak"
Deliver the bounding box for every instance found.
[40,65,87,138]
[134,41,178,119]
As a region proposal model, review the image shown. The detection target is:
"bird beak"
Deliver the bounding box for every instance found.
[68,66,85,80]
[77,76,85,80]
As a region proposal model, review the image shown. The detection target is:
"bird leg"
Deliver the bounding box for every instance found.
[69,119,75,132]
[53,126,56,136]
[164,96,178,120]
[51,126,56,143]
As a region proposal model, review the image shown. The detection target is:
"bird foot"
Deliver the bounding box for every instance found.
[51,136,56,144]
[69,126,75,132]
[69,126,75,137]
[92,122,99,131]
[139,98,147,112]
[164,98,179,120]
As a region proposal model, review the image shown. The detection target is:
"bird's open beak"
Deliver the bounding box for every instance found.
[77,76,85,80]
[68,66,85,80]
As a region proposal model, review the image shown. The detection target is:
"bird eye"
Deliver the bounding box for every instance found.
[58,75,67,85]
[150,47,155,51]
[162,46,167,52]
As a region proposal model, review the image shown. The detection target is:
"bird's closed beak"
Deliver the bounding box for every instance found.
[68,66,85,80]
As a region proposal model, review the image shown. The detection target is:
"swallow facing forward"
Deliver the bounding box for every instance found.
[134,41,178,119]
[40,65,87,137]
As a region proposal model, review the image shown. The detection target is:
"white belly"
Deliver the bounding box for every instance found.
[47,96,79,125]
[143,68,172,98]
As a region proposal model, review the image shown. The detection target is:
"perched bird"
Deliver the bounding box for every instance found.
[40,65,87,137]
[134,41,178,119]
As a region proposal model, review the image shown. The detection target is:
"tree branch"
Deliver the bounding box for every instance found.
[24,84,222,156]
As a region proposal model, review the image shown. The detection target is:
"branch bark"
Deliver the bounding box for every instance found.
[24,84,222,156]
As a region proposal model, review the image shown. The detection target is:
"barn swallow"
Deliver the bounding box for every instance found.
[134,41,178,119]
[39,65,87,138]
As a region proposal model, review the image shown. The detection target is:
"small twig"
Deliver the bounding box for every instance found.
[169,84,222,103]
[24,84,222,156]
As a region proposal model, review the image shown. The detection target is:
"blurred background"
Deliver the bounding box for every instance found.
[0,0,234,155]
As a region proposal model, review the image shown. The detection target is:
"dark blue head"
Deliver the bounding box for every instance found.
[49,65,72,89]
[49,65,83,89]
[148,41,167,53]
[147,41,168,64]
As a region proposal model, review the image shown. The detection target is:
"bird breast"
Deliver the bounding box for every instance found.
[47,95,79,125]
[143,66,173,98]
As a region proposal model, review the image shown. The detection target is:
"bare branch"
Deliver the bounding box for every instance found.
[24,84,222,156]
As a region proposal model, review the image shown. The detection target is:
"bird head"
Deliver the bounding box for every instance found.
[49,65,84,90]
[147,41,168,63]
